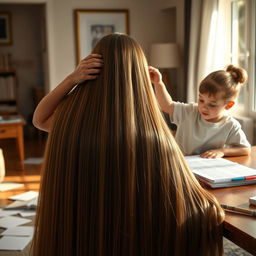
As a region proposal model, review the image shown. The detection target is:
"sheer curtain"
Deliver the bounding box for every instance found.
[186,0,231,102]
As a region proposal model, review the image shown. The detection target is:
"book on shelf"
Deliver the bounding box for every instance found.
[185,155,256,188]
[0,75,15,100]
[0,105,17,114]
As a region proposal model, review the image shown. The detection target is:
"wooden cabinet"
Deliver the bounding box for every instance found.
[0,115,26,168]
[0,69,18,115]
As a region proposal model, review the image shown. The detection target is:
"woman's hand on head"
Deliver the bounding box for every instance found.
[200,149,224,159]
[148,66,163,86]
[69,54,103,85]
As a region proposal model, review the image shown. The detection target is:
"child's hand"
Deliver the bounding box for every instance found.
[148,66,163,85]
[69,54,103,85]
[200,149,224,158]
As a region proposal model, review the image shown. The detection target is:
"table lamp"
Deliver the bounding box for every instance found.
[149,43,181,92]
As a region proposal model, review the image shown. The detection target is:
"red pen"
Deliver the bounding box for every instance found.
[245,176,256,180]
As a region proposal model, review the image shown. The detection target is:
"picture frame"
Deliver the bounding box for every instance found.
[74,9,129,63]
[0,12,12,45]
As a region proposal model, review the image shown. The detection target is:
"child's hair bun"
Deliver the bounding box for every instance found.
[226,64,248,84]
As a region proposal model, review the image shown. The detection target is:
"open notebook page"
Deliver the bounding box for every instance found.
[185,155,256,183]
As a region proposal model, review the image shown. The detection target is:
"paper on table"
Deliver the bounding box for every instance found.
[0,236,32,250]
[0,182,24,192]
[9,191,38,201]
[185,155,256,183]
[1,226,34,236]
[0,216,32,229]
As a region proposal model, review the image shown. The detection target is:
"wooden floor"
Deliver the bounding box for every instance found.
[0,136,47,206]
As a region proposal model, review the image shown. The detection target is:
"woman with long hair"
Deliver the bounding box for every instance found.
[32,33,224,256]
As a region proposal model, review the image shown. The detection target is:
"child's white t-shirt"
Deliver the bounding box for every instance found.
[170,102,251,155]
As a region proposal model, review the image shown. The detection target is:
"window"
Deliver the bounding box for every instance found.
[230,0,255,116]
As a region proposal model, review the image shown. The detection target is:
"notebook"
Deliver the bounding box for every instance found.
[185,156,256,188]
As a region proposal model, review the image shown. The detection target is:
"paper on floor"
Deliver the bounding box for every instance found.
[0,183,23,192]
[0,208,36,218]
[5,197,38,210]
[0,236,32,250]
[1,226,34,237]
[19,210,36,217]
[0,216,32,229]
[9,191,38,201]
[0,209,21,217]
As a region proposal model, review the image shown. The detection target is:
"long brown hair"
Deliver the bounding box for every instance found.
[32,33,224,256]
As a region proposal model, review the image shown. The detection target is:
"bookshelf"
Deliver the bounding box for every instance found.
[0,69,18,115]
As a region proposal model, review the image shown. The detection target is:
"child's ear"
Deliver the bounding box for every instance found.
[225,101,235,110]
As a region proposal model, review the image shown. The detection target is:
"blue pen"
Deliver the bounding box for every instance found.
[231,177,245,181]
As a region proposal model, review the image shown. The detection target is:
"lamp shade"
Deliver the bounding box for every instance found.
[149,43,181,68]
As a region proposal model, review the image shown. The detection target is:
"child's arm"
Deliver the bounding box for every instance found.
[149,66,175,115]
[33,54,103,132]
[200,146,251,158]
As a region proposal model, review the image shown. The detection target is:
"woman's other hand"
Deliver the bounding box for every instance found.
[68,54,103,85]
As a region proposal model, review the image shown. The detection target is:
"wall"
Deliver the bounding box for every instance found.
[0,4,44,120]
[0,0,179,117]
[49,0,176,89]
[155,0,184,100]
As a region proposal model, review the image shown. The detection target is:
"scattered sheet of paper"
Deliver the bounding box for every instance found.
[1,226,34,237]
[5,197,38,210]
[23,157,43,164]
[0,216,32,229]
[0,236,32,250]
[0,208,36,217]
[0,183,23,192]
[9,191,38,201]
[19,210,36,217]
[0,209,21,217]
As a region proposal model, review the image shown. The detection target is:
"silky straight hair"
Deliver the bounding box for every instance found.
[32,33,224,256]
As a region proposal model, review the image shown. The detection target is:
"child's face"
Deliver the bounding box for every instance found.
[197,93,231,123]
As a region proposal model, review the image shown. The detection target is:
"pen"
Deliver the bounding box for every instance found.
[221,204,256,217]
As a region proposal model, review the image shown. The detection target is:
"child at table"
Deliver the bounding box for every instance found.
[149,65,251,158]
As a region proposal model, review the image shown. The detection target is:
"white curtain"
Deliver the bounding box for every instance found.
[187,0,231,102]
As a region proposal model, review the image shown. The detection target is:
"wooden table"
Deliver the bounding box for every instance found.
[209,147,256,255]
[0,116,25,166]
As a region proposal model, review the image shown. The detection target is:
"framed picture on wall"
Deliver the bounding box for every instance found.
[74,9,129,63]
[0,12,12,45]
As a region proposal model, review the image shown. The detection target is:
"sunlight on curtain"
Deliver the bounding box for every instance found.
[231,1,247,107]
[187,0,231,102]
